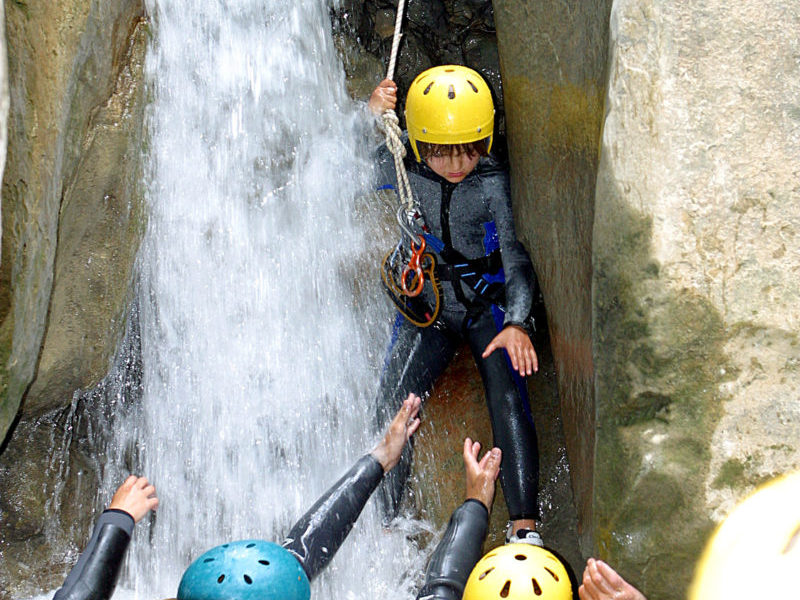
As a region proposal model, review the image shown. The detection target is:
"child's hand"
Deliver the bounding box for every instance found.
[481,325,539,376]
[368,78,397,115]
[108,475,159,524]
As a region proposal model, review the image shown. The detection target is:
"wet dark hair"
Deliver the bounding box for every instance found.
[417,138,490,160]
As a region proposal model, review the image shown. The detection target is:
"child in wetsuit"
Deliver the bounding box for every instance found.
[369,65,542,544]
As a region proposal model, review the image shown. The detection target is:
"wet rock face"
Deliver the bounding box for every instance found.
[593,1,800,598]
[333,0,504,130]
[0,0,147,444]
[492,0,612,560]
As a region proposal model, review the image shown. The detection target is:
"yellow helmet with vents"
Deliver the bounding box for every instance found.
[404,65,495,162]
[463,544,572,600]
[689,471,800,600]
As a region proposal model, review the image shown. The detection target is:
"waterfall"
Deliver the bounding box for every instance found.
[99,0,428,597]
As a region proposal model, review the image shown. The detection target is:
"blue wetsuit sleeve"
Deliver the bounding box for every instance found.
[485,172,535,326]
[281,454,384,581]
[53,509,135,600]
[417,499,489,600]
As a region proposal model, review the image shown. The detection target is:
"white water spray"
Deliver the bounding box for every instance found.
[102,1,429,597]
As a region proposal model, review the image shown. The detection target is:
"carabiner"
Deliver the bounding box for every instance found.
[401,235,426,297]
[396,205,418,246]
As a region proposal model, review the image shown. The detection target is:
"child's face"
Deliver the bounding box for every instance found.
[425,150,480,184]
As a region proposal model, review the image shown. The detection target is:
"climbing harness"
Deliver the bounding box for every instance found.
[377,0,442,327]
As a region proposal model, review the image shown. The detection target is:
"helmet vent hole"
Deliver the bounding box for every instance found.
[448,85,456,99]
[246,543,256,548]
[479,567,494,580]
[544,567,559,581]
[424,82,434,95]
[243,574,253,585]
[203,558,215,563]
[532,578,543,596]
[259,560,270,566]
[500,581,511,598]
[217,575,225,584]
[514,554,527,561]
[222,544,229,548]
[467,80,478,93]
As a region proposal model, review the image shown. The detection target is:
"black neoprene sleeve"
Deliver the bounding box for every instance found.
[417,499,489,600]
[281,453,384,581]
[53,509,134,600]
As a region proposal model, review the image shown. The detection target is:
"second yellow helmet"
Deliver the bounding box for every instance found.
[688,470,800,600]
[404,65,495,162]
[463,544,572,600]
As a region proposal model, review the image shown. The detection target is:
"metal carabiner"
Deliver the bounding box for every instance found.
[401,235,426,297]
[396,205,419,246]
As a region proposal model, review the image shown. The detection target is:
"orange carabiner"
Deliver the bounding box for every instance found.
[401,235,426,297]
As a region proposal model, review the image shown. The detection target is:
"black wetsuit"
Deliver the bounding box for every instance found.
[376,140,540,523]
[52,455,486,600]
[53,509,135,600]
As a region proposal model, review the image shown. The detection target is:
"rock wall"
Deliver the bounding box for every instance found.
[493,0,611,557]
[593,1,800,598]
[0,0,147,594]
[0,0,146,445]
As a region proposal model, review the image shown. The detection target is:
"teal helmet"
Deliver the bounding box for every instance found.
[177,539,310,600]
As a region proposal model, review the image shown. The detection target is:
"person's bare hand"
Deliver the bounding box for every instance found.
[463,438,501,512]
[368,78,397,115]
[108,475,159,524]
[579,558,648,600]
[481,325,538,376]
[371,393,421,472]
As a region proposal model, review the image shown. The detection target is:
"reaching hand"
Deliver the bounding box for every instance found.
[368,78,398,115]
[579,558,648,600]
[481,325,539,376]
[463,438,501,512]
[371,393,422,473]
[108,475,159,524]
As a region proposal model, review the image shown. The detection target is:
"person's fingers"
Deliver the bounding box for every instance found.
[477,449,491,470]
[481,340,498,358]
[483,448,501,478]
[531,348,539,373]
[471,441,482,462]
[523,348,533,376]
[407,417,421,437]
[142,483,157,498]
[134,476,150,489]
[579,560,601,600]
[587,559,620,596]
[408,394,421,418]
[507,345,520,372]
[463,438,481,467]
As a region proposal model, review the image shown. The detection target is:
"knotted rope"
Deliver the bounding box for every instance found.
[379,0,417,224]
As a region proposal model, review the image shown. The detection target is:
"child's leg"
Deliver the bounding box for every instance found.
[374,314,460,520]
[465,312,540,524]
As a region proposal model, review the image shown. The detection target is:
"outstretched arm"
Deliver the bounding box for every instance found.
[282,394,421,581]
[417,440,502,600]
[54,476,158,600]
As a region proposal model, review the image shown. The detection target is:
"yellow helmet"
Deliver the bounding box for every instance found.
[688,470,800,600]
[404,65,495,162]
[463,544,572,600]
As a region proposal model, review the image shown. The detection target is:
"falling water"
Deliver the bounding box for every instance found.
[98,0,428,597]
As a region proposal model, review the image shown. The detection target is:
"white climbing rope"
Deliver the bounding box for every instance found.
[379,0,418,228]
